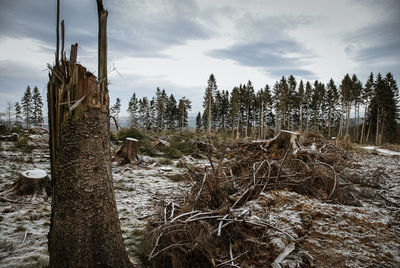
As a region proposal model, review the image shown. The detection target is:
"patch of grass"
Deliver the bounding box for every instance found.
[139,139,157,157]
[163,146,182,159]
[110,131,119,143]
[0,239,15,252]
[175,161,184,168]
[165,173,186,182]
[117,128,157,157]
[117,128,145,141]
[14,136,34,153]
[125,228,150,267]
[14,224,26,232]
[158,158,173,165]
[11,155,26,162]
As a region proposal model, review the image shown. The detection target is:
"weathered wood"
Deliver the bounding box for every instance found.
[56,0,60,65]
[70,43,78,63]
[61,20,65,61]
[97,0,108,90]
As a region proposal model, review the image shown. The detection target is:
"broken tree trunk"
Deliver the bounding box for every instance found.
[116,137,138,165]
[47,0,133,267]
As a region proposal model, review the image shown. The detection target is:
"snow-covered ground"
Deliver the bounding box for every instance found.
[361,145,400,156]
[0,135,399,267]
[0,135,193,267]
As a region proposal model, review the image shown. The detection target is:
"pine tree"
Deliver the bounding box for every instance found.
[304,81,312,131]
[31,86,44,127]
[212,90,221,130]
[15,102,22,123]
[369,73,399,144]
[384,72,399,110]
[138,97,152,132]
[6,101,12,128]
[127,93,138,128]
[166,94,178,130]
[273,81,282,133]
[178,97,192,131]
[325,79,339,137]
[351,74,362,141]
[297,80,305,131]
[338,74,352,138]
[203,74,217,133]
[311,80,325,131]
[156,88,168,131]
[149,97,156,132]
[21,85,32,129]
[202,111,207,130]
[196,112,202,131]
[287,75,297,130]
[218,90,230,131]
[278,77,289,128]
[240,81,255,137]
[230,86,241,138]
[361,73,374,143]
[111,97,121,121]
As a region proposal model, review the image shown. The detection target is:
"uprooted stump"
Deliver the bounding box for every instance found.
[12,169,50,199]
[115,137,138,165]
[146,130,357,267]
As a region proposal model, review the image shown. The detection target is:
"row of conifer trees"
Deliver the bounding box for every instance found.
[114,72,398,145]
[4,86,44,129]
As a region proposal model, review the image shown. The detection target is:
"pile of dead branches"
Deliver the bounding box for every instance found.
[146,130,352,267]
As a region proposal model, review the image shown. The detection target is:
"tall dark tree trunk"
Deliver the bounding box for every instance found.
[47,1,133,267]
[360,102,368,144]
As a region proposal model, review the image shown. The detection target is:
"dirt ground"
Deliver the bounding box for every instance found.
[0,134,399,267]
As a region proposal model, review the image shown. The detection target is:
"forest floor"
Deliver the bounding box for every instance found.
[0,132,399,267]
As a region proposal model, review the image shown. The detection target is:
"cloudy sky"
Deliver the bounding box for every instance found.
[0,0,399,116]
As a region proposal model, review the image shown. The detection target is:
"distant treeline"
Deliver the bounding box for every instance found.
[116,72,399,145]
[1,86,44,129]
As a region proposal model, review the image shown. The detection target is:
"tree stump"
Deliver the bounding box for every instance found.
[13,169,50,199]
[116,137,138,165]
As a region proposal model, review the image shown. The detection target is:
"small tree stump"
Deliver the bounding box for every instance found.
[116,137,138,165]
[13,169,50,198]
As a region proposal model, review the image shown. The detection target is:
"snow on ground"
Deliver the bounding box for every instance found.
[0,135,399,267]
[0,136,192,267]
[361,145,400,156]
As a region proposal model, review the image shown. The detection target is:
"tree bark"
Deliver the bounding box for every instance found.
[328,106,332,138]
[260,100,264,139]
[360,102,368,144]
[48,62,133,267]
[375,106,380,145]
[305,105,309,131]
[236,103,241,139]
[366,118,372,144]
[299,106,303,132]
[337,101,345,138]
[345,103,350,135]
